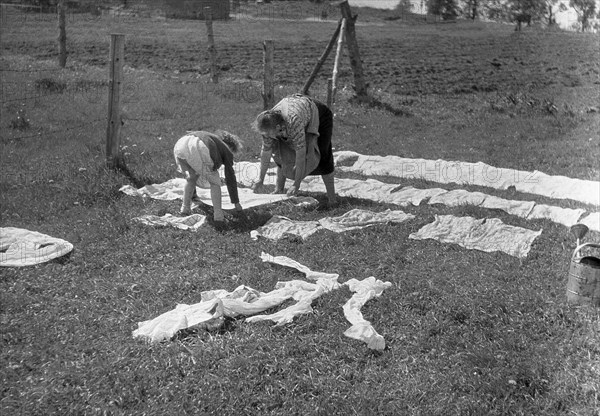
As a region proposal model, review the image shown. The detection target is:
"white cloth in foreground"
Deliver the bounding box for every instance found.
[133,253,391,350]
[334,151,600,206]
[132,214,207,231]
[260,253,391,351]
[0,227,73,267]
[409,215,542,258]
[251,209,415,241]
[120,178,290,210]
[343,277,392,351]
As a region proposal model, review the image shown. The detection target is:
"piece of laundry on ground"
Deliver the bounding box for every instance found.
[333,151,600,206]
[260,252,341,282]
[302,176,447,207]
[120,178,290,209]
[428,189,535,217]
[132,213,207,231]
[409,214,542,258]
[251,216,322,241]
[578,212,600,233]
[0,227,73,267]
[318,209,415,232]
[526,204,587,228]
[285,196,320,208]
[251,209,415,241]
[343,276,393,351]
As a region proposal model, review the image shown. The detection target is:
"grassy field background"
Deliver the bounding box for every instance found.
[1,2,599,415]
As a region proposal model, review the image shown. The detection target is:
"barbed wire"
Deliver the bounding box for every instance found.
[4,117,105,141]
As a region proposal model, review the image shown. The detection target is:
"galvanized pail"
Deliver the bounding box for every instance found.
[567,243,600,306]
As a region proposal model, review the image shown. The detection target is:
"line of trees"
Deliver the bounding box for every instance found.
[423,0,598,31]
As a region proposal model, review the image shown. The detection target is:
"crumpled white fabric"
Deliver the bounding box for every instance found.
[251,209,415,241]
[409,214,542,258]
[318,209,415,232]
[343,276,392,351]
[260,253,391,350]
[260,252,340,282]
[133,213,207,231]
[0,227,73,267]
[120,178,290,209]
[133,253,391,350]
[251,216,322,241]
[334,151,600,206]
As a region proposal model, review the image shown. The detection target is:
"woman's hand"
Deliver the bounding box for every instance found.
[286,185,299,196]
[234,203,243,212]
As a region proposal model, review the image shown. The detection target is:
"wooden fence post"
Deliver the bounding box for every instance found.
[301,18,343,95]
[330,18,346,110]
[205,7,219,83]
[262,39,274,110]
[58,0,67,68]
[338,0,367,101]
[106,34,125,170]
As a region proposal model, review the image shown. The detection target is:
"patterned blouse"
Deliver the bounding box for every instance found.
[262,94,320,152]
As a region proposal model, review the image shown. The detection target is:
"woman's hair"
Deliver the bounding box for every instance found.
[251,110,285,134]
[215,130,243,154]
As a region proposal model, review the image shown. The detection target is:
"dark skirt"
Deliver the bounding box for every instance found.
[308,99,334,176]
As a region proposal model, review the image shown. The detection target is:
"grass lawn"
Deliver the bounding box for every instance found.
[1,3,599,415]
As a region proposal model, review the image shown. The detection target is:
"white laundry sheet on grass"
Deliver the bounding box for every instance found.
[301,176,593,231]
[133,253,391,351]
[409,215,543,258]
[0,227,73,267]
[120,178,290,209]
[251,209,415,241]
[579,212,600,233]
[133,214,207,231]
[334,151,600,206]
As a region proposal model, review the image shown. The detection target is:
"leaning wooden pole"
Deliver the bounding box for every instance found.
[262,39,274,110]
[338,0,368,101]
[301,18,343,96]
[106,34,125,170]
[57,0,67,68]
[205,7,219,83]
[329,18,346,109]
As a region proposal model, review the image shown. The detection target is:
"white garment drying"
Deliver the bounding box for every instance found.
[0,227,73,267]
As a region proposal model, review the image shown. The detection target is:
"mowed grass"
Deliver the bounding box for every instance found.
[1,5,600,416]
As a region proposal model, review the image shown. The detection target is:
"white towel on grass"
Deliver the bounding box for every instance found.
[578,212,600,233]
[409,214,542,259]
[0,227,73,267]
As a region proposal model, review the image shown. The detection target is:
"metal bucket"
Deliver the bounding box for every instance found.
[566,243,600,307]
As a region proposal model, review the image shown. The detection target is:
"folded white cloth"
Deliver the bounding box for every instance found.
[133,213,207,231]
[0,227,73,267]
[409,215,542,258]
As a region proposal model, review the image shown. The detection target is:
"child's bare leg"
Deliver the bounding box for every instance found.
[321,172,336,205]
[210,184,225,221]
[182,174,198,214]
